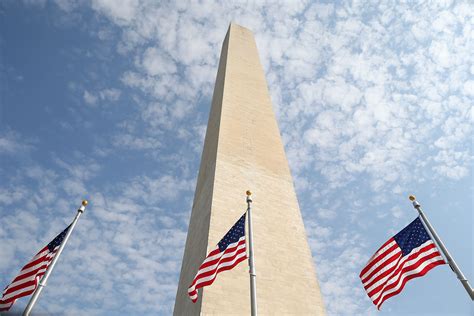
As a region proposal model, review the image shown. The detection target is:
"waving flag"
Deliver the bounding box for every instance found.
[188,213,247,303]
[0,225,70,312]
[360,217,445,309]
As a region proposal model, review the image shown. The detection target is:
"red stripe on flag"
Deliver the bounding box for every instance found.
[198,241,245,270]
[0,228,67,312]
[188,237,247,302]
[375,259,445,309]
[365,243,440,297]
[189,253,247,302]
[360,237,445,310]
[187,213,247,303]
[362,248,402,286]
[360,238,397,278]
[373,250,445,307]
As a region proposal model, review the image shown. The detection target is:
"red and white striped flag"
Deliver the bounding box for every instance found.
[360,217,445,309]
[188,213,247,302]
[0,225,70,312]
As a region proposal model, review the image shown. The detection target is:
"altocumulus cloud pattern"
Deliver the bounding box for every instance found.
[0,1,472,315]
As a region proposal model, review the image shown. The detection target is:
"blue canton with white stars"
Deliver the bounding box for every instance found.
[393,217,431,256]
[47,225,71,252]
[218,214,246,252]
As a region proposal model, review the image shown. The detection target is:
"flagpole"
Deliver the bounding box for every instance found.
[246,191,258,316]
[409,195,474,300]
[23,200,88,316]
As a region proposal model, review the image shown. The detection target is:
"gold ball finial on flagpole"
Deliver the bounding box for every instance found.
[246,190,252,203]
[82,200,89,206]
[408,195,416,201]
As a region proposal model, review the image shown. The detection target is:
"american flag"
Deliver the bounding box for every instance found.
[360,217,445,309]
[188,213,247,303]
[0,225,70,312]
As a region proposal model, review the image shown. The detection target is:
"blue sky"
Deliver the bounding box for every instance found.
[0,1,472,315]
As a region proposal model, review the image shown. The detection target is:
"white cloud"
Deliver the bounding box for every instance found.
[463,80,474,97]
[429,40,453,68]
[113,133,161,150]
[84,88,121,106]
[141,47,176,76]
[91,0,138,25]
[0,187,29,205]
[0,131,33,154]
[54,0,79,12]
[83,89,98,105]
[100,88,121,101]
[54,157,101,180]
[317,208,337,220]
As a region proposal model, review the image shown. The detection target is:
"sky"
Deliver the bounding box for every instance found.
[0,0,472,315]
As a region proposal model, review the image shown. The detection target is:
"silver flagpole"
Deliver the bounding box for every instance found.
[409,195,474,300]
[23,200,88,316]
[246,191,258,316]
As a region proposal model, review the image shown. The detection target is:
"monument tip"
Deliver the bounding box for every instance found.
[228,22,252,33]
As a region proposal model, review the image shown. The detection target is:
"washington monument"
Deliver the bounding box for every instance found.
[174,23,325,315]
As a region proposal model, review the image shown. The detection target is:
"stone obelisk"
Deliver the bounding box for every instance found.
[174,23,325,315]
